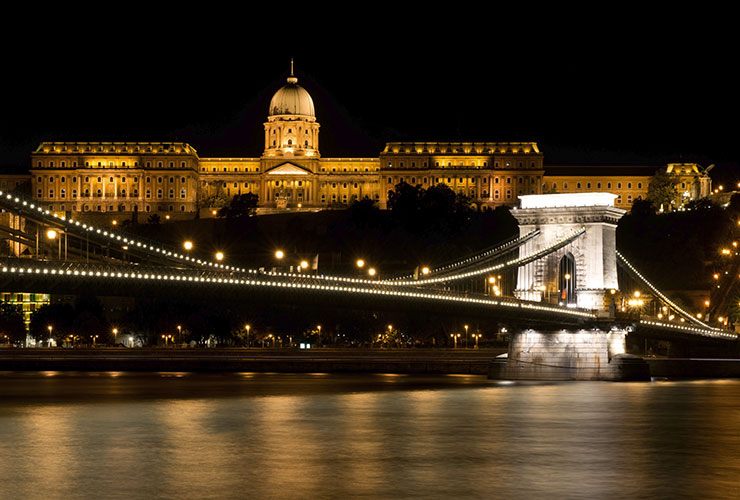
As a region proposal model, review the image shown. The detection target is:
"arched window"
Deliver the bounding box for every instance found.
[559,253,576,305]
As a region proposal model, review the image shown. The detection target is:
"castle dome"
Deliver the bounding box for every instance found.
[268,64,315,118]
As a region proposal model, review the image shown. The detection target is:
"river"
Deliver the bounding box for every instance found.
[1,371,739,499]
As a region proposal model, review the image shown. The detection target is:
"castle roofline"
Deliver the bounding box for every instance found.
[382,141,541,154]
[33,141,198,156]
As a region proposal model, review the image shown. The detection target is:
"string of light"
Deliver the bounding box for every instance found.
[387,229,541,281]
[0,259,596,320]
[617,250,714,329]
[0,190,245,273]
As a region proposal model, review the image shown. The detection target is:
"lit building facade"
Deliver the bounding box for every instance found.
[20,65,710,218]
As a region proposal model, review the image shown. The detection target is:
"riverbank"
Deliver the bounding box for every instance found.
[0,347,503,374]
[4,349,740,379]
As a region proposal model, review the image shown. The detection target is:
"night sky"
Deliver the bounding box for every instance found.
[2,17,737,184]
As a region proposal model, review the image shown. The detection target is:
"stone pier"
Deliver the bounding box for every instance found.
[488,328,650,381]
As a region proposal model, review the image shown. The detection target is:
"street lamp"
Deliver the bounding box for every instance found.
[183,240,193,251]
[275,249,285,260]
[356,259,365,269]
[47,325,53,348]
[368,267,376,277]
[177,325,182,346]
[450,333,460,348]
[421,266,430,275]
[317,325,322,346]
[245,324,251,347]
[300,260,309,270]
[92,334,99,346]
[215,251,224,261]
[472,333,482,349]
[112,328,118,344]
[464,324,469,348]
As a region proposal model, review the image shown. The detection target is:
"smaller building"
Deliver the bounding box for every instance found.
[541,163,712,211]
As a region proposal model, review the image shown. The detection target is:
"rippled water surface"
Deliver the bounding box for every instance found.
[2,372,740,499]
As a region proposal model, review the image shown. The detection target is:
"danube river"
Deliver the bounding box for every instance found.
[2,372,740,499]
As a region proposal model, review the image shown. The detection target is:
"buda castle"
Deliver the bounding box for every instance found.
[25,64,712,220]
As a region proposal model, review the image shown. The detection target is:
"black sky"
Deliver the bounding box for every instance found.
[2,13,737,183]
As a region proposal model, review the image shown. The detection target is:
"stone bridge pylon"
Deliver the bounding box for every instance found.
[512,193,625,311]
[489,193,650,381]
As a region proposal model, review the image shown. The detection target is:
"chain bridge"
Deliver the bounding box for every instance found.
[1,189,736,380]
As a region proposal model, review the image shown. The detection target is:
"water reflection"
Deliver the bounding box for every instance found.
[2,373,740,499]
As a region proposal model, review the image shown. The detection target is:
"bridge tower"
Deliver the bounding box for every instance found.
[512,193,625,310]
[489,193,650,381]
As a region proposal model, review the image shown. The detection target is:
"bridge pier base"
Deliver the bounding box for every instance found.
[488,328,650,381]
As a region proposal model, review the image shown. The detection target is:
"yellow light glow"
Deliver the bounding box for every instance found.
[300,260,309,269]
[112,220,118,226]
[215,251,224,261]
[422,267,430,275]
[356,259,365,268]
[275,250,284,260]
[368,268,376,277]
[183,240,193,251]
[46,229,57,239]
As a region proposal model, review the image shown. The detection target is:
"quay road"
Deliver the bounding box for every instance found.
[0,347,507,374]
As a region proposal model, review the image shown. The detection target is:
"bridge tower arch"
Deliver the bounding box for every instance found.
[512,193,625,310]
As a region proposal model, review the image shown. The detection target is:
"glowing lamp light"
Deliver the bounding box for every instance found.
[300,260,309,269]
[368,268,376,277]
[215,251,224,261]
[275,250,284,260]
[183,240,193,251]
[421,266,430,275]
[46,229,57,239]
[356,259,365,268]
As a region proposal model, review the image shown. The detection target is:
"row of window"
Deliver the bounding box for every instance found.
[204,167,261,173]
[319,193,382,203]
[321,167,378,173]
[49,204,190,213]
[548,181,644,190]
[37,160,193,169]
[41,189,188,199]
[386,160,538,169]
[37,175,190,184]
[47,144,184,154]
[387,176,537,185]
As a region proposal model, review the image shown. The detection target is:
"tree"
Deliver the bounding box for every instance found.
[647,170,678,211]
[218,193,259,218]
[29,303,75,344]
[0,303,27,345]
[73,296,110,344]
[684,197,715,211]
[147,213,161,225]
[630,196,656,216]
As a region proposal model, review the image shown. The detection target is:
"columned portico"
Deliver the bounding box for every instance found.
[264,163,315,207]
